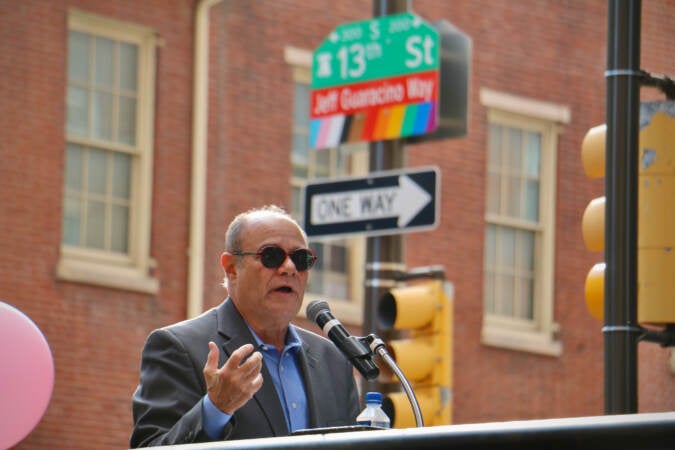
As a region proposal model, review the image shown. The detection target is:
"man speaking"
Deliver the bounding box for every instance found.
[130,206,360,447]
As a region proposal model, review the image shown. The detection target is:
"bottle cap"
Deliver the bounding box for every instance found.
[365,392,382,403]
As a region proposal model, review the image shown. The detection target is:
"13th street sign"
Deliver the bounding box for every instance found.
[310,13,440,149]
[303,167,439,238]
[312,12,439,89]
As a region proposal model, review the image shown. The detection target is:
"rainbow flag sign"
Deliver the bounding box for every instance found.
[311,13,439,149]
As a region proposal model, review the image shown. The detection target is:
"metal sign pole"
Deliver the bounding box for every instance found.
[604,0,641,414]
[363,0,409,393]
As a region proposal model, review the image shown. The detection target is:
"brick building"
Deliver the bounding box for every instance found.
[0,1,673,448]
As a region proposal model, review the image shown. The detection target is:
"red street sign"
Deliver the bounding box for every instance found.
[312,71,438,118]
[310,71,438,148]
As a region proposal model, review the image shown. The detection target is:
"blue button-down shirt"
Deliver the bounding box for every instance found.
[202,325,309,438]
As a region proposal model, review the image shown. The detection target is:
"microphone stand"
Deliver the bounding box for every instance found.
[361,334,424,428]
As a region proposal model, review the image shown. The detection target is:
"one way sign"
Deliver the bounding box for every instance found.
[303,167,439,238]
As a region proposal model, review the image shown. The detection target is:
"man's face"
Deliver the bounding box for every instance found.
[223,215,310,331]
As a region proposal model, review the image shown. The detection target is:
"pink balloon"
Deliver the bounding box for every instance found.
[0,302,54,449]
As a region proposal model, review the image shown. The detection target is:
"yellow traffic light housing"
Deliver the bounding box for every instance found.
[638,102,675,325]
[580,101,675,326]
[582,197,605,252]
[377,277,452,428]
[581,124,606,179]
[581,124,608,320]
[585,262,605,321]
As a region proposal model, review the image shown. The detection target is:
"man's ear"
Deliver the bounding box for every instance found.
[221,252,237,279]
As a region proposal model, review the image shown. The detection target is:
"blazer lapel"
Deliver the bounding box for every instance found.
[299,339,321,428]
[216,299,289,436]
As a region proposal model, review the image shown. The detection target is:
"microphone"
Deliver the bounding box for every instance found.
[306,300,379,380]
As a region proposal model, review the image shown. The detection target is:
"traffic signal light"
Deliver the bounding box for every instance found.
[581,101,675,325]
[637,101,675,325]
[581,124,607,321]
[377,276,452,428]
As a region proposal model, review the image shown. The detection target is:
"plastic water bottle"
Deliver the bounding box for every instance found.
[355,392,391,428]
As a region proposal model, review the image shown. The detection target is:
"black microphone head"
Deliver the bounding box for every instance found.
[306,300,330,324]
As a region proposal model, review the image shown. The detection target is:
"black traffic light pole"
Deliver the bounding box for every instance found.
[603,0,641,414]
[604,1,675,413]
[363,0,409,393]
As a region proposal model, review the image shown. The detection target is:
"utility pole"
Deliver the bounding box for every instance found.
[604,0,641,414]
[363,0,410,392]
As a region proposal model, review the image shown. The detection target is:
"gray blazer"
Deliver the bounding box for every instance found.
[130,298,360,447]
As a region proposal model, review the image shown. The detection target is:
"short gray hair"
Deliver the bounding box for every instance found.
[225,205,307,252]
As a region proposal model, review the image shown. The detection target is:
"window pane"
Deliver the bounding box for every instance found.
[329,244,347,272]
[486,173,500,214]
[488,124,502,169]
[110,204,129,253]
[112,152,131,199]
[524,179,540,221]
[518,229,535,271]
[68,31,89,83]
[119,42,138,91]
[292,164,309,180]
[87,148,107,195]
[496,273,514,316]
[292,164,309,179]
[484,224,496,314]
[335,147,347,175]
[484,272,495,314]
[505,175,521,218]
[485,224,496,266]
[292,134,309,165]
[93,91,113,140]
[525,131,541,177]
[62,196,82,246]
[498,226,515,266]
[314,150,330,178]
[523,131,541,221]
[118,95,137,145]
[495,225,517,316]
[515,276,533,319]
[326,277,348,299]
[312,242,325,271]
[85,199,106,249]
[307,242,325,293]
[94,37,114,87]
[291,186,302,215]
[307,273,323,293]
[293,83,310,128]
[507,128,522,171]
[67,86,89,137]
[65,144,83,191]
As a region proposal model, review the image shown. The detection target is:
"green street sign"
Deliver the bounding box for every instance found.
[312,12,439,89]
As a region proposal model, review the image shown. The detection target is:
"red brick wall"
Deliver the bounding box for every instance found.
[0,1,673,449]
[0,1,198,448]
[406,0,675,423]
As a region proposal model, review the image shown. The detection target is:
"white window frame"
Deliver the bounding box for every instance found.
[285,46,367,324]
[480,88,570,356]
[57,10,158,294]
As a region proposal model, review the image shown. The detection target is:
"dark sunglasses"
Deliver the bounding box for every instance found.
[232,245,317,271]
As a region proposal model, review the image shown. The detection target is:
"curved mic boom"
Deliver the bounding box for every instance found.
[306,300,379,380]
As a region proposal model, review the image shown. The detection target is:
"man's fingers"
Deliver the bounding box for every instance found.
[251,371,264,390]
[225,347,263,385]
[202,342,265,414]
[223,343,255,369]
[240,350,263,371]
[204,341,219,373]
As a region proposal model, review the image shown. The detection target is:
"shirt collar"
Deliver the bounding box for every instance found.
[247,323,302,352]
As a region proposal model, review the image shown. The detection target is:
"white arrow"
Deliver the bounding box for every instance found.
[310,174,431,227]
